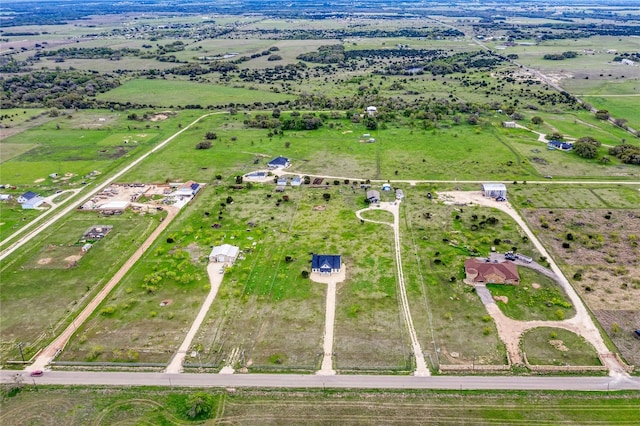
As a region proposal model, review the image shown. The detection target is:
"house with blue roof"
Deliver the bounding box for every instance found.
[268,156,290,169]
[311,254,342,275]
[548,140,573,151]
[17,191,45,209]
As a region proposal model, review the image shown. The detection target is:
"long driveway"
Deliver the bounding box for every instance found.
[356,202,429,376]
[27,206,180,371]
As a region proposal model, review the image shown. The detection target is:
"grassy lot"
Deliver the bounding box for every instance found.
[97,79,295,108]
[580,96,640,131]
[1,386,638,425]
[508,184,640,210]
[0,202,46,242]
[522,327,602,366]
[0,211,162,362]
[487,268,576,321]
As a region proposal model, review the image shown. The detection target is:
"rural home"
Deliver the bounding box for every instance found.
[464,258,520,284]
[481,183,506,198]
[312,254,342,275]
[18,191,45,209]
[209,244,240,263]
[366,190,380,203]
[268,156,290,169]
[548,140,573,151]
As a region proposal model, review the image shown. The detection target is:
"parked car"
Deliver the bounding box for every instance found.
[634,329,640,339]
[544,175,553,179]
[30,370,43,377]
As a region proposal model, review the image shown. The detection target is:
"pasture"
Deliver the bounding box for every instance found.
[0,211,162,363]
[97,79,295,108]
[1,386,638,425]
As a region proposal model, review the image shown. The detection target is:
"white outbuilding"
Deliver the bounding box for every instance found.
[209,244,240,263]
[481,183,507,198]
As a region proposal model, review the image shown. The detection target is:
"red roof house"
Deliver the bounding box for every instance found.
[464,258,520,285]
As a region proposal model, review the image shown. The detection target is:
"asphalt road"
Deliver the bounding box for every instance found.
[4,370,639,391]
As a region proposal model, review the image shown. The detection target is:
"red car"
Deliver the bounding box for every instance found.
[29,370,44,377]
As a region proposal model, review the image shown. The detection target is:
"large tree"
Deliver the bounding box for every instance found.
[573,136,601,159]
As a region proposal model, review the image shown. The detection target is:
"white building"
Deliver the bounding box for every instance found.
[209,244,240,263]
[481,183,507,198]
[366,106,377,116]
[18,191,45,209]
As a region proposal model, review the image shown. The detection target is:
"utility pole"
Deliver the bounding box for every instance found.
[17,342,25,363]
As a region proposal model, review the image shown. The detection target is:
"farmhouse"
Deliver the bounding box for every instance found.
[268,156,290,169]
[502,121,517,128]
[312,254,342,275]
[209,244,240,263]
[481,183,506,198]
[366,190,380,203]
[18,191,45,209]
[465,258,520,284]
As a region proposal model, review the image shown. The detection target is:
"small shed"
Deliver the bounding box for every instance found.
[291,176,302,186]
[366,106,377,117]
[312,254,341,275]
[502,121,517,128]
[395,189,404,200]
[382,183,392,191]
[209,244,240,263]
[81,243,93,253]
[481,183,507,198]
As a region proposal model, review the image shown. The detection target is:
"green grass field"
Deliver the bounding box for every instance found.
[1,386,638,425]
[522,327,602,366]
[97,79,295,107]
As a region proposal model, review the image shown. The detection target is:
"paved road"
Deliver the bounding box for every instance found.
[5,370,639,391]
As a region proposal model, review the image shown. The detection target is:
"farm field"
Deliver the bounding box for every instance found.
[1,386,638,425]
[2,0,640,395]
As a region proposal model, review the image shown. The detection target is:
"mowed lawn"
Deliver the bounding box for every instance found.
[97,79,295,107]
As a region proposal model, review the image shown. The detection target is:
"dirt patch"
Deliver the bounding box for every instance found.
[38,257,53,265]
[493,295,509,304]
[65,255,82,266]
[549,339,569,352]
[184,243,203,262]
[159,299,173,307]
[594,310,640,367]
[34,178,45,183]
[313,205,326,211]
[150,113,169,122]
[531,283,541,289]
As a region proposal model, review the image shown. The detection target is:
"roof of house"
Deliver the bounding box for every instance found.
[465,258,519,282]
[210,244,239,259]
[481,183,506,191]
[268,156,290,166]
[21,191,39,200]
[312,254,341,270]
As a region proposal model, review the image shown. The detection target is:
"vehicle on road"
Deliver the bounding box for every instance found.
[30,370,44,377]
[634,329,640,339]
[544,175,553,179]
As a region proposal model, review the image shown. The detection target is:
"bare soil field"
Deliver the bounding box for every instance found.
[521,208,640,368]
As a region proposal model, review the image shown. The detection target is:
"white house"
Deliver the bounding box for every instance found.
[209,244,240,263]
[18,191,44,209]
